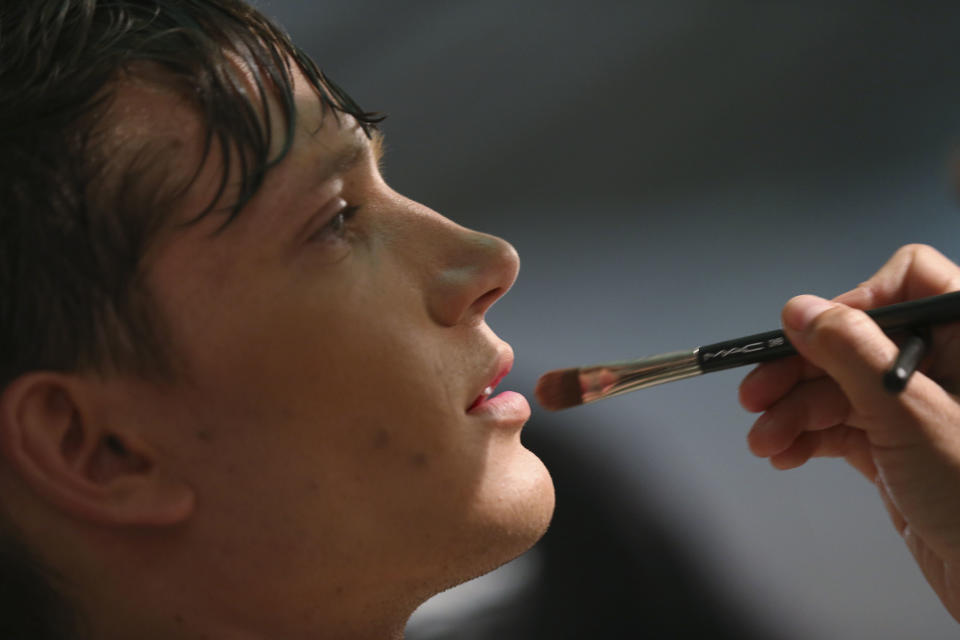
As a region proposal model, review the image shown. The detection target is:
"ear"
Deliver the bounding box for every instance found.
[0,372,194,527]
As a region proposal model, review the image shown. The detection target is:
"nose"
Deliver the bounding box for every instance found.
[427,225,520,327]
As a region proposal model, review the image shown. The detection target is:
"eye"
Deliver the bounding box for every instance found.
[331,205,360,235]
[309,201,361,244]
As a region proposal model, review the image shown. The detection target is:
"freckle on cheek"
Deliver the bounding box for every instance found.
[371,429,391,450]
[410,453,428,468]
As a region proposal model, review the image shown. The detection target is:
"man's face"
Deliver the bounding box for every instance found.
[103,69,554,623]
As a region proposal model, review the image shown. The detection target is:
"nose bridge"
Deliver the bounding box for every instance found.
[425,215,520,327]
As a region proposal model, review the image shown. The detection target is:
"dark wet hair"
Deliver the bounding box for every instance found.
[0,1,382,636]
[0,0,383,385]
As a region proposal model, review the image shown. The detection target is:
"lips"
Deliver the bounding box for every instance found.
[467,351,513,412]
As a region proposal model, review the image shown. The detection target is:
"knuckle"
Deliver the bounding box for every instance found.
[807,305,873,351]
[898,243,937,261]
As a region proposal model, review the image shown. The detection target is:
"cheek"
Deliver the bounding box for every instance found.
[179,292,472,485]
[320,346,468,476]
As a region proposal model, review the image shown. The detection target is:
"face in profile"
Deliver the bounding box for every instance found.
[97,65,555,625]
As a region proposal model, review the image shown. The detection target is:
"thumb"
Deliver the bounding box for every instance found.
[781,294,957,449]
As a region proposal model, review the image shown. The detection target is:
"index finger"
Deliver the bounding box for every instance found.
[834,244,960,310]
[739,356,822,413]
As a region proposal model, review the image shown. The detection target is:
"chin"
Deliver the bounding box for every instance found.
[456,450,556,586]
[507,451,556,546]
[401,447,555,606]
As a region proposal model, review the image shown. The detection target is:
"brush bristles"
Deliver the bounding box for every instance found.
[535,368,583,411]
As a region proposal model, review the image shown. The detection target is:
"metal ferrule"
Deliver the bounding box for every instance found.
[578,349,702,404]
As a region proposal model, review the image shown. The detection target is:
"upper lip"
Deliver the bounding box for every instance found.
[467,346,514,411]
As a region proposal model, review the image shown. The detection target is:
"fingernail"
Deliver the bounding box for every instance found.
[783,295,835,332]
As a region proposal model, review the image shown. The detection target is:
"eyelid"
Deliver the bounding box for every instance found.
[307,197,350,238]
[317,197,349,221]
[293,184,346,245]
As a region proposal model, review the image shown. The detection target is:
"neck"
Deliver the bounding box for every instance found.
[70,555,421,640]
[76,594,414,640]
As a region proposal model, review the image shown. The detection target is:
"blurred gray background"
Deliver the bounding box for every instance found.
[258,1,960,638]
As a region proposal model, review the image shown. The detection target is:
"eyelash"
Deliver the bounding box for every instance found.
[311,203,361,244]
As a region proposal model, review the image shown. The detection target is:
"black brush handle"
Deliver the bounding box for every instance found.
[698,329,795,372]
[697,290,960,373]
[883,332,929,393]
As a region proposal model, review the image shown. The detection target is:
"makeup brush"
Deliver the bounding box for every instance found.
[536,291,960,411]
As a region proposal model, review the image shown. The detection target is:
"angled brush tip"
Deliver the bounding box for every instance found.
[535,368,583,411]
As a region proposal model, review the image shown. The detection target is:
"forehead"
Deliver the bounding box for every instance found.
[98,64,363,232]
[94,79,204,215]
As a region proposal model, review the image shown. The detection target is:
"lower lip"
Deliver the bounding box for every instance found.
[467,390,531,426]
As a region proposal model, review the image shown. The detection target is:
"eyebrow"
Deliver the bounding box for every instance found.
[315,129,385,185]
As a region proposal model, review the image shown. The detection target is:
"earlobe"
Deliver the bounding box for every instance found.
[0,373,194,527]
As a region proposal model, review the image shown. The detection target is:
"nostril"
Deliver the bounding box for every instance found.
[473,287,504,317]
